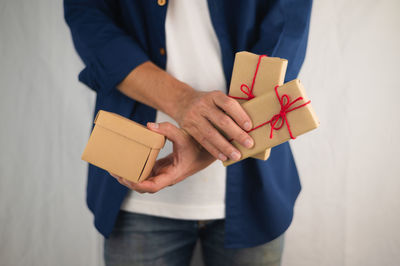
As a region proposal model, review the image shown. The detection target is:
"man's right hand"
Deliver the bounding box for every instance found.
[172,89,254,162]
[117,61,254,162]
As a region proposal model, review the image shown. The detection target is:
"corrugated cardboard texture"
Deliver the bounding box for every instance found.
[224,79,319,167]
[81,110,165,182]
[229,51,288,161]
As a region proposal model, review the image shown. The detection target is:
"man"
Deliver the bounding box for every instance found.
[64,0,312,265]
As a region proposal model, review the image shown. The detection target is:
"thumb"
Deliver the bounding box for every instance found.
[147,122,186,144]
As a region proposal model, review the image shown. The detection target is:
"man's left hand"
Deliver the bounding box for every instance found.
[109,122,215,193]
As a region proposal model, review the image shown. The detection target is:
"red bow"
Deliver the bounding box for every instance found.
[249,85,311,139]
[228,54,311,140]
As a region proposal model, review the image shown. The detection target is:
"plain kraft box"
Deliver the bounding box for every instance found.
[81,110,165,183]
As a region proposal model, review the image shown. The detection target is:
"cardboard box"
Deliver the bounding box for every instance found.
[223,79,319,167]
[81,110,165,183]
[229,52,288,161]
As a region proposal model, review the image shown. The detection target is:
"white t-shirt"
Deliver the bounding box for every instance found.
[120,0,227,220]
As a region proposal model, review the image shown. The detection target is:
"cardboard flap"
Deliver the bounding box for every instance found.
[94,110,165,149]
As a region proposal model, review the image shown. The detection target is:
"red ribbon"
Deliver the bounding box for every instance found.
[229,54,267,100]
[248,85,311,139]
[229,54,311,140]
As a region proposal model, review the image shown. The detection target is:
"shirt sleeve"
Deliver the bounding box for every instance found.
[64,0,149,96]
[250,0,313,81]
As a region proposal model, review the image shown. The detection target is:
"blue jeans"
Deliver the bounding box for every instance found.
[104,211,284,266]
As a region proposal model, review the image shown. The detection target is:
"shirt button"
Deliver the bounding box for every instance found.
[159,47,166,55]
[157,0,166,6]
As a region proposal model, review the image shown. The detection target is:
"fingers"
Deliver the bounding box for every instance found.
[151,156,173,175]
[206,105,254,149]
[109,171,169,193]
[132,173,175,193]
[198,138,228,161]
[179,91,254,161]
[183,108,251,161]
[183,131,227,161]
[213,92,253,131]
[148,120,233,161]
[109,172,142,191]
[188,117,241,161]
[147,122,187,147]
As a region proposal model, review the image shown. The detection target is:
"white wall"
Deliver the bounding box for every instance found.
[284,1,400,265]
[0,1,100,265]
[0,1,399,265]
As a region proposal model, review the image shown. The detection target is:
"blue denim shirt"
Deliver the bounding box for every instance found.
[64,0,312,249]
